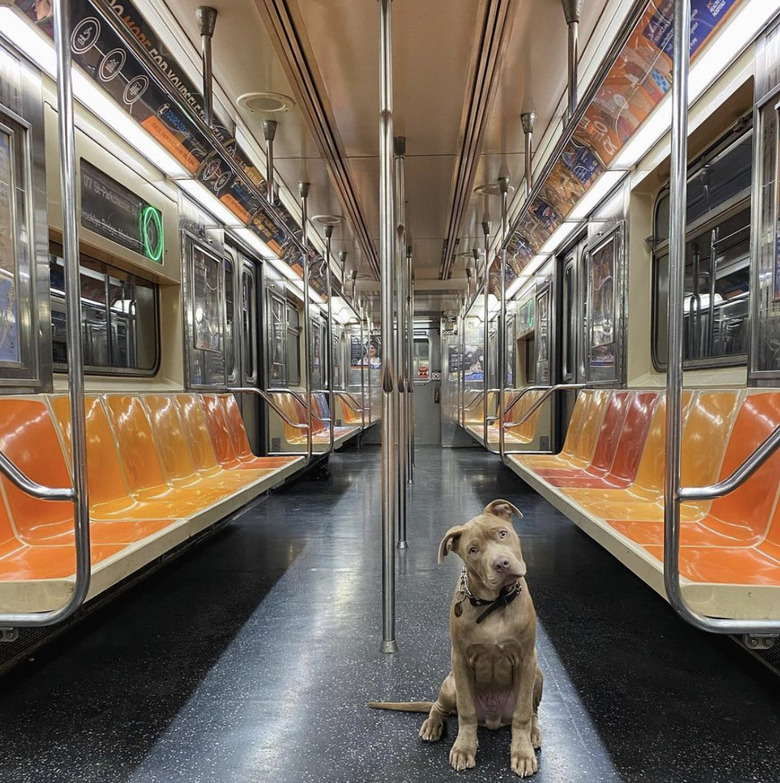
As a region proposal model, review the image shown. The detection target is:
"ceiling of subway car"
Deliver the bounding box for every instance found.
[158,0,623,311]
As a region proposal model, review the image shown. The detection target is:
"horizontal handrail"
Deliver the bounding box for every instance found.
[464,389,499,413]
[679,424,780,502]
[481,383,588,459]
[226,387,307,430]
[334,390,364,413]
[266,388,331,425]
[0,450,75,502]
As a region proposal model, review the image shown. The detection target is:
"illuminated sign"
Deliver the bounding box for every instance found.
[80,159,164,263]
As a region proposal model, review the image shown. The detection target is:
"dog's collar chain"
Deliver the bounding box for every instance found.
[456,567,522,624]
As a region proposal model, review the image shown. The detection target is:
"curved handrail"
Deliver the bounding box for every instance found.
[478,383,587,459]
[663,0,780,636]
[334,390,365,414]
[0,0,91,629]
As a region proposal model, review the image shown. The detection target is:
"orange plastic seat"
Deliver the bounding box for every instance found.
[611,392,780,559]
[480,390,545,446]
[578,391,740,533]
[0,397,179,554]
[518,390,611,471]
[143,395,268,492]
[103,395,224,514]
[533,391,632,482]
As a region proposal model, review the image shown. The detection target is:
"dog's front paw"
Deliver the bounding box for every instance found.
[419,716,444,742]
[449,743,476,771]
[510,748,538,778]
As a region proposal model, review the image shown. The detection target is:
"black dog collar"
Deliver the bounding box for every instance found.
[455,567,522,624]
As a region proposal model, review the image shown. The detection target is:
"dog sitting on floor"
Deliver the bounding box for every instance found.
[369,499,543,777]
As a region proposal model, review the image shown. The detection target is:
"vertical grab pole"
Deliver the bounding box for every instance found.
[481,218,491,447]
[498,176,510,463]
[262,120,277,203]
[379,0,398,653]
[195,7,217,128]
[56,0,91,616]
[561,0,582,123]
[324,228,335,454]
[663,0,690,618]
[394,137,407,548]
[521,112,536,198]
[406,245,415,480]
[299,182,314,462]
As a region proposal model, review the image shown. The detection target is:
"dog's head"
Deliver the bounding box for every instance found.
[438,500,526,592]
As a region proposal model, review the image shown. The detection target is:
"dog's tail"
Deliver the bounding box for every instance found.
[367,701,434,713]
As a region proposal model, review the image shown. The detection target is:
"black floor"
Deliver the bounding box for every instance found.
[1,447,779,783]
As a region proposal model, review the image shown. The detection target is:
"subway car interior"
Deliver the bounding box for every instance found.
[0,0,780,780]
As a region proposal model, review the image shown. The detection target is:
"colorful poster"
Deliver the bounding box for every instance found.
[589,237,616,367]
[463,344,484,382]
[18,0,321,271]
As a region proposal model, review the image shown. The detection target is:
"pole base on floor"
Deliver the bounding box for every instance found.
[381,639,399,654]
[398,540,408,550]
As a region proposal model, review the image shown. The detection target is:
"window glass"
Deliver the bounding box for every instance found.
[525,337,536,384]
[286,302,301,386]
[241,267,256,382]
[414,336,430,381]
[224,258,235,380]
[49,244,158,374]
[563,260,575,381]
[653,125,752,369]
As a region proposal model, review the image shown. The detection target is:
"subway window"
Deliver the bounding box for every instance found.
[652,123,752,369]
[49,243,159,375]
[225,257,235,382]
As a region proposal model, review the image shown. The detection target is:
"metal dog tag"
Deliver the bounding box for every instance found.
[454,603,463,617]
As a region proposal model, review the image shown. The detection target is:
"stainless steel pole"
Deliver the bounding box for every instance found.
[195,7,218,128]
[498,176,509,462]
[661,0,780,634]
[0,0,91,628]
[482,219,491,447]
[406,245,414,480]
[561,0,582,122]
[324,227,336,454]
[521,112,536,198]
[299,182,314,461]
[262,119,277,203]
[379,0,397,653]
[394,137,407,548]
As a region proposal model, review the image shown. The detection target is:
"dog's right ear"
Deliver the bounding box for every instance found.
[438,525,466,563]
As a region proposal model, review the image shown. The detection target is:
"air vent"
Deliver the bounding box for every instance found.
[237,91,295,113]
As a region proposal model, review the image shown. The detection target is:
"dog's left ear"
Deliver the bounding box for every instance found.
[484,499,523,521]
[438,525,466,563]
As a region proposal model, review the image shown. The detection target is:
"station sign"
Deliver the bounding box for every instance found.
[80,159,164,263]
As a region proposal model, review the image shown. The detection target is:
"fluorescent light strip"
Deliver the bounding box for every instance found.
[506,254,550,300]
[178,178,245,228]
[231,227,279,261]
[568,170,627,222]
[538,221,580,256]
[0,9,188,178]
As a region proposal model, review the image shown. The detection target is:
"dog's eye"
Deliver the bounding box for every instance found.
[468,546,479,556]
[498,530,508,538]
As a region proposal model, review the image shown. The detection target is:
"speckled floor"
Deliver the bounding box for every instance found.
[1,446,779,783]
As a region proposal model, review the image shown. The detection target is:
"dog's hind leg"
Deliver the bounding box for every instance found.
[531,666,543,750]
[419,672,456,742]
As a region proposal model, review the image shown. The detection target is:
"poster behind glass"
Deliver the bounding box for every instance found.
[190,242,224,386]
[535,287,551,385]
[0,129,19,365]
[588,235,617,378]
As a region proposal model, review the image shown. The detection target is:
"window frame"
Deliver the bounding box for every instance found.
[651,123,753,372]
[49,241,161,377]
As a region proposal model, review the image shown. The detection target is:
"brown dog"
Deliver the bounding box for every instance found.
[370,499,543,777]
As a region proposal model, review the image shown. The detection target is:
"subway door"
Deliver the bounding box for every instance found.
[556,239,586,449]
[226,248,261,453]
[412,328,441,445]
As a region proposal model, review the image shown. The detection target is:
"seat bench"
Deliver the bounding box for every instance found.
[507,388,780,621]
[0,393,303,613]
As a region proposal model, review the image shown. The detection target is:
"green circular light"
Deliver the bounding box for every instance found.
[140,206,164,262]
